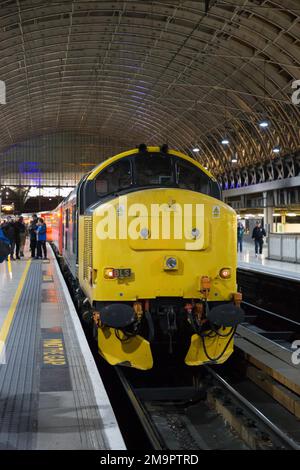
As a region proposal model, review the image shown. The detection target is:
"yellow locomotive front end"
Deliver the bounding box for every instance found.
[78,146,244,369]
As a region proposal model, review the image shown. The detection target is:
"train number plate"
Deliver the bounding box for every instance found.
[114,268,131,278]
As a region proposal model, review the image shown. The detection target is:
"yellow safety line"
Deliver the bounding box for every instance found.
[0,259,31,356]
[7,255,12,278]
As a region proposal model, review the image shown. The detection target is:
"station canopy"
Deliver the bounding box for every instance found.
[0,0,299,187]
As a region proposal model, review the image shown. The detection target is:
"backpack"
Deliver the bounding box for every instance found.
[0,228,11,263]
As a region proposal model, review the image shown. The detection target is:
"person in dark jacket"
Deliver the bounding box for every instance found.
[35,217,47,260]
[2,216,16,260]
[252,221,266,256]
[14,216,26,259]
[29,215,38,258]
[237,222,245,252]
[0,227,10,263]
[17,216,27,257]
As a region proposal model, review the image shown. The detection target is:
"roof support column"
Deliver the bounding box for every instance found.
[263,191,273,235]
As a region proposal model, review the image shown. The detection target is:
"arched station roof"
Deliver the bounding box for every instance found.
[0,0,300,175]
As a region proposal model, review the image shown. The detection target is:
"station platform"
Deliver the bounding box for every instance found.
[0,248,125,450]
[238,242,300,281]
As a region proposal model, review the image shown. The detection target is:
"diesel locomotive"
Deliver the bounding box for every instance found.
[52,145,244,370]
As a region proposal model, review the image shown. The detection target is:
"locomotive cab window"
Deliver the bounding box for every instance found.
[176,159,221,199]
[135,153,174,187]
[95,159,132,196]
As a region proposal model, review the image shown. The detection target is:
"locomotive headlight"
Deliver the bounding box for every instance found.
[219,267,231,279]
[104,268,116,279]
[191,227,200,239]
[140,227,150,239]
[164,256,178,270]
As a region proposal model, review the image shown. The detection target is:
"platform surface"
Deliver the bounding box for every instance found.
[238,242,300,281]
[0,249,125,450]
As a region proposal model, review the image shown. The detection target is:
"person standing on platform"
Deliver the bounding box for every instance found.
[14,216,26,259]
[29,214,38,258]
[19,216,27,257]
[237,222,245,253]
[252,221,266,257]
[2,216,16,260]
[36,217,47,260]
[0,226,11,263]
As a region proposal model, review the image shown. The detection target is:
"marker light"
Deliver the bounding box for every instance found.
[140,228,150,239]
[165,257,178,270]
[191,228,200,239]
[219,268,231,279]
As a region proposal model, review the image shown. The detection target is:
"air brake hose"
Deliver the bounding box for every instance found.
[200,327,236,362]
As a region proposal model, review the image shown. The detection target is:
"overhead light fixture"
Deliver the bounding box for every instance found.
[221,139,229,145]
[273,213,280,217]
[259,120,269,128]
[287,213,297,217]
[193,147,200,152]
[273,147,280,153]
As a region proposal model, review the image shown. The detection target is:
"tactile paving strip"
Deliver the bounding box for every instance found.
[0,261,41,450]
[51,268,108,449]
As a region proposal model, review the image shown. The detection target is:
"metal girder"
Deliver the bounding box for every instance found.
[266,162,275,182]
[223,176,300,197]
[249,167,257,185]
[221,152,300,197]
[257,165,265,184]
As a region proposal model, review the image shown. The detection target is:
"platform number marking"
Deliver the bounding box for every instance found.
[291,340,300,365]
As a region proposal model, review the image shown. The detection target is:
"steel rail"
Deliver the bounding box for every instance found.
[205,366,300,451]
[241,300,300,329]
[115,367,166,450]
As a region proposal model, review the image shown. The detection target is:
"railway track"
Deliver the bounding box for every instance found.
[241,300,300,334]
[205,366,300,451]
[237,300,300,367]
[113,364,300,450]
[237,267,300,324]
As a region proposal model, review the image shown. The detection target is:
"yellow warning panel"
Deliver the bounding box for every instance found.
[185,329,234,366]
[98,327,153,370]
